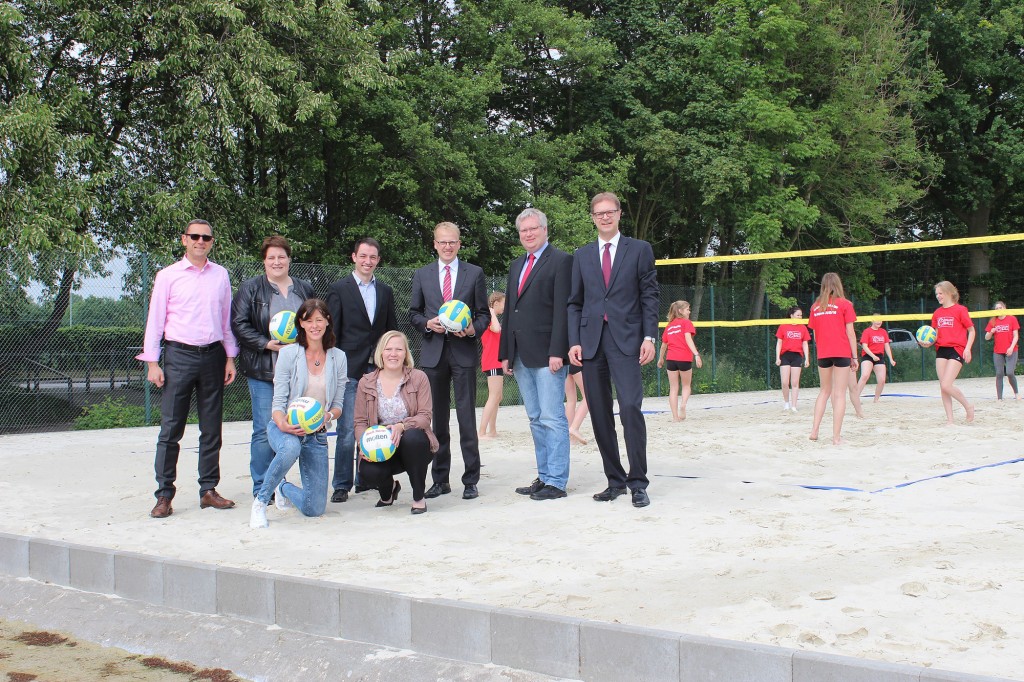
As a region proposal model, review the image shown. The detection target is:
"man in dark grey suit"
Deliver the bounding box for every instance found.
[326,237,398,502]
[568,192,660,508]
[410,222,489,500]
[499,208,573,500]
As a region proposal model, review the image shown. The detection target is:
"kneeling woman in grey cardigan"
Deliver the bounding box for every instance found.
[250,298,347,528]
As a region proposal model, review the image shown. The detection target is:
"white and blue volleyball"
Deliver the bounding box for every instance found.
[438,299,472,333]
[360,425,396,462]
[269,310,298,344]
[286,397,324,434]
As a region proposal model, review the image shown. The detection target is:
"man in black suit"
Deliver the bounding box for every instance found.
[567,192,660,508]
[499,208,573,500]
[326,237,398,502]
[410,222,489,500]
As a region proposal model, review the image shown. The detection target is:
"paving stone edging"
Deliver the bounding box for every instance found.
[0,533,1015,682]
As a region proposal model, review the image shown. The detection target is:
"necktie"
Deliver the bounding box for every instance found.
[518,254,535,296]
[602,242,612,287]
[442,265,452,302]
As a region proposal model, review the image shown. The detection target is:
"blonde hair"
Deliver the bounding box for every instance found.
[488,291,506,307]
[815,272,846,310]
[374,331,415,369]
[434,222,461,239]
[590,192,621,211]
[667,300,690,322]
[935,280,959,304]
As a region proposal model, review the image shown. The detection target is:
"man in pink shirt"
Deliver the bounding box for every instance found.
[138,219,239,519]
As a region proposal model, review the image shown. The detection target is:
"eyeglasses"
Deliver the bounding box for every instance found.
[591,210,620,220]
[185,233,214,242]
[436,240,460,247]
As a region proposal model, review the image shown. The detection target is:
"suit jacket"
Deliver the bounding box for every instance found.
[567,236,660,358]
[409,259,489,368]
[326,274,398,379]
[498,245,573,368]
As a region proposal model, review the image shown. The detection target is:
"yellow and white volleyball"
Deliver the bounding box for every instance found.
[916,325,937,345]
[360,425,396,462]
[438,299,472,333]
[269,310,298,344]
[286,397,324,434]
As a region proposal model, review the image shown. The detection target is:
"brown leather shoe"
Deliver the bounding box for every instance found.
[199,489,235,510]
[150,496,173,518]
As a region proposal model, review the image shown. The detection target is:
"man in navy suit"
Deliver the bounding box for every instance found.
[499,208,573,500]
[326,237,398,502]
[410,222,489,500]
[568,192,660,508]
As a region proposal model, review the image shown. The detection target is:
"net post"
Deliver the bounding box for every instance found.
[143,253,152,426]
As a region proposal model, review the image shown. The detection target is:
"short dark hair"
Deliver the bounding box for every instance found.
[295,298,336,349]
[261,235,291,259]
[185,219,211,233]
[788,305,802,316]
[352,237,382,257]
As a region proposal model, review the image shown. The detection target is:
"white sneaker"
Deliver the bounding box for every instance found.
[791,404,798,413]
[275,481,292,510]
[783,402,790,411]
[249,499,269,529]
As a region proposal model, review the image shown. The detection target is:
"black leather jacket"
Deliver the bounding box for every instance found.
[231,275,315,381]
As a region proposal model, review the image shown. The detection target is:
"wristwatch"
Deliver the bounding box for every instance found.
[643,336,656,344]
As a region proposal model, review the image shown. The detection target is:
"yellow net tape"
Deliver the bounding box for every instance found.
[674,309,1024,329]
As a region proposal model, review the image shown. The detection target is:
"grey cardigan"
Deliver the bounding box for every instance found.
[272,343,348,415]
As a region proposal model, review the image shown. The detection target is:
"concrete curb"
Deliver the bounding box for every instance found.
[0,532,1017,682]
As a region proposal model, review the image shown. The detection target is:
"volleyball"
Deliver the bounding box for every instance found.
[438,299,472,332]
[269,310,298,344]
[359,425,396,462]
[916,325,937,345]
[286,397,324,434]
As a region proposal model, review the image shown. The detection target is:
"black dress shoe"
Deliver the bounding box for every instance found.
[424,482,451,499]
[530,484,567,500]
[462,484,479,500]
[410,504,427,515]
[331,489,348,503]
[515,478,544,495]
[592,486,628,502]
[631,488,651,508]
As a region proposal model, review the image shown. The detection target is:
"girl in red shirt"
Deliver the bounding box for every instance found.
[856,317,896,402]
[984,300,1020,401]
[775,305,810,412]
[807,273,863,445]
[922,280,975,424]
[478,291,506,439]
[657,300,702,421]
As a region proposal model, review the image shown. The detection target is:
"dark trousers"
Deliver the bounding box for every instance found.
[359,429,433,501]
[153,343,227,500]
[424,340,481,486]
[582,323,649,490]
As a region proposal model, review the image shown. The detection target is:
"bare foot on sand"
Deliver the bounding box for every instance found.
[569,429,587,445]
[966,404,975,423]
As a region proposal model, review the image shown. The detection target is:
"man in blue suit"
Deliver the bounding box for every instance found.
[567,192,660,508]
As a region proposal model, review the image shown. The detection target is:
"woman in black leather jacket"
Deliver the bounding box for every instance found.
[231,236,315,497]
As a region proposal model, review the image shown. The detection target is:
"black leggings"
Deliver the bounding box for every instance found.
[359,428,433,502]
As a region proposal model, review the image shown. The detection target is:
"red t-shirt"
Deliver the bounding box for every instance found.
[808,298,856,359]
[662,318,696,361]
[931,304,973,355]
[985,315,1019,354]
[860,327,890,356]
[776,324,810,355]
[480,327,501,371]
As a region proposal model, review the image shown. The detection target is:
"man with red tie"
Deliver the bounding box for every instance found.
[139,219,239,519]
[409,222,489,500]
[498,208,574,499]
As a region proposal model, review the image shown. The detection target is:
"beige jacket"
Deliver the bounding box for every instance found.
[353,367,439,453]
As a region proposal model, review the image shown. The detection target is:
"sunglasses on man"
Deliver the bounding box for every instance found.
[184,233,214,242]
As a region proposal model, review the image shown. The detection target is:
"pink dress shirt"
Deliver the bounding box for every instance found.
[136,257,239,362]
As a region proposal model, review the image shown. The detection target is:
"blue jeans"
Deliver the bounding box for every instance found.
[260,421,329,517]
[247,378,275,496]
[331,377,359,491]
[513,357,570,490]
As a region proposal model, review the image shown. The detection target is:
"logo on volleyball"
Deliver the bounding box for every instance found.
[438,299,472,332]
[360,425,396,462]
[270,310,298,343]
[286,397,324,434]
[915,325,937,344]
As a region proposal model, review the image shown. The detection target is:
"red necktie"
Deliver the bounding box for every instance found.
[442,265,452,302]
[517,254,535,296]
[602,242,612,287]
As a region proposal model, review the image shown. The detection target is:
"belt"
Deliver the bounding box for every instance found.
[164,340,222,353]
